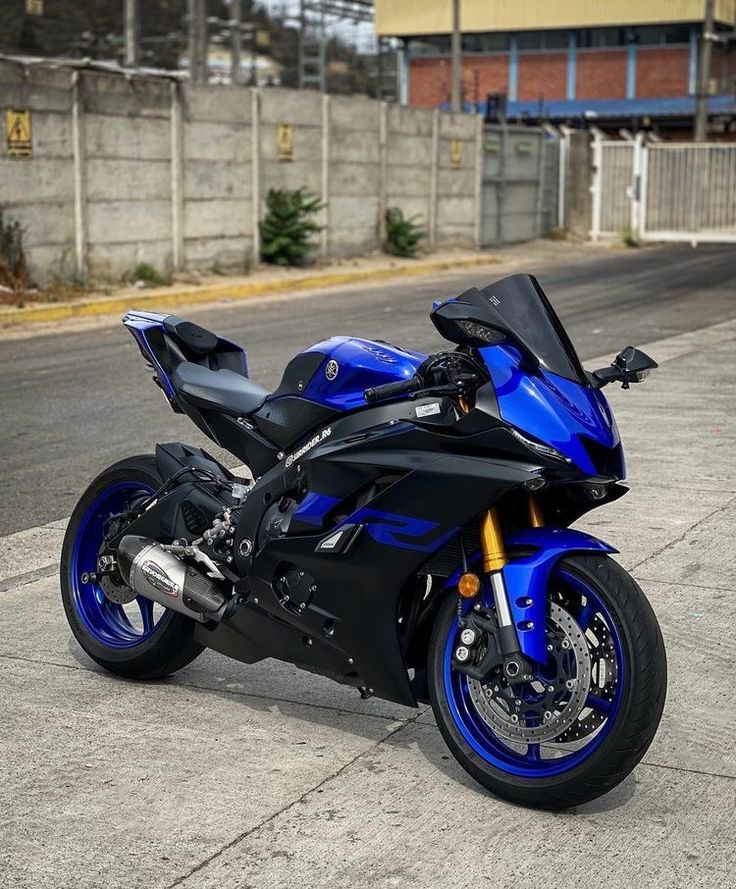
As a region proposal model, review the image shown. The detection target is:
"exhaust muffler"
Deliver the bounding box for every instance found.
[118,535,227,622]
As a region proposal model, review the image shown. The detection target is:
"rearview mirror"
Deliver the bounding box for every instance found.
[590,346,658,389]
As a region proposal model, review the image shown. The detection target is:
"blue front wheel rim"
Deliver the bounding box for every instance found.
[69,480,167,649]
[443,566,625,778]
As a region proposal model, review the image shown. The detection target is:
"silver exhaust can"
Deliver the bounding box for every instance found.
[118,535,227,622]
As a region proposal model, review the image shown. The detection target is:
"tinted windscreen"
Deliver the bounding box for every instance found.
[436,274,587,383]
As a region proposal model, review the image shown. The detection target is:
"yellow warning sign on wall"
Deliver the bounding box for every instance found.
[6,109,32,157]
[276,123,293,162]
[450,139,463,169]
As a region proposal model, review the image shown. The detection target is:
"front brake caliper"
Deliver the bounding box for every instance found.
[452,603,505,681]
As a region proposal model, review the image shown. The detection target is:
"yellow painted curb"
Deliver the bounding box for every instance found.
[0,254,499,329]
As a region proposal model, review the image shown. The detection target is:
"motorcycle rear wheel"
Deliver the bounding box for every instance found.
[60,455,204,680]
[428,554,666,809]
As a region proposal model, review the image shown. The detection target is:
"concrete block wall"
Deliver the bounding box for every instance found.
[82,72,173,279]
[0,64,76,280]
[0,59,500,284]
[182,84,253,269]
[436,112,480,247]
[327,94,382,256]
[385,104,434,239]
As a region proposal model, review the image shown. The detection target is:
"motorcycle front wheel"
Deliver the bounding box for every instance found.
[428,554,667,809]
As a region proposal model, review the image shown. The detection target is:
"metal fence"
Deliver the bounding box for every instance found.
[591,136,736,244]
[480,126,560,247]
[591,140,635,238]
[644,144,736,242]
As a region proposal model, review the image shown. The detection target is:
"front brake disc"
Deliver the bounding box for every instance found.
[467,602,591,743]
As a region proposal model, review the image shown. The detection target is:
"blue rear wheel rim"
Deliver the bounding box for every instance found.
[69,480,166,649]
[443,567,625,778]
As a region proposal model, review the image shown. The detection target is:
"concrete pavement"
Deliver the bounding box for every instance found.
[1,318,734,888]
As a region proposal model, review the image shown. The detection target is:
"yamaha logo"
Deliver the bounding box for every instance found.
[325,359,339,381]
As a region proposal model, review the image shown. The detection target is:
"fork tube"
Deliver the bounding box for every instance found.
[480,509,520,657]
[528,495,544,528]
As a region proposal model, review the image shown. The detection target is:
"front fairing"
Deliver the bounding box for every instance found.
[480,344,625,479]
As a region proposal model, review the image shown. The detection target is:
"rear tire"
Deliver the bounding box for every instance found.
[428,554,667,809]
[60,455,204,680]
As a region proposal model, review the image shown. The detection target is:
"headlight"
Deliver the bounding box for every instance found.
[509,427,572,464]
[456,320,505,344]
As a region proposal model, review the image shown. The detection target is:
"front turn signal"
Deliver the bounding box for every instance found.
[458,572,481,599]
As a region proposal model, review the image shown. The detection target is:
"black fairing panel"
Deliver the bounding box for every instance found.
[108,443,237,547]
[155,441,235,482]
[271,351,327,398]
[250,349,337,449]
[252,396,338,449]
[198,410,542,707]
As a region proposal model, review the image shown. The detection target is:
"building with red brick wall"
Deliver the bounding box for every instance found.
[377,1,736,137]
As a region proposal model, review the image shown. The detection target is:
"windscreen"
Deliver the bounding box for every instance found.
[435,274,587,383]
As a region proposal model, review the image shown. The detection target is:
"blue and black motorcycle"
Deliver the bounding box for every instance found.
[61,273,666,808]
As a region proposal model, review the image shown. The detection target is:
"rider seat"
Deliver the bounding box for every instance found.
[171,362,269,417]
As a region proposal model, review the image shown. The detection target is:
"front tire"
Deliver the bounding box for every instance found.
[428,555,666,809]
[60,455,204,680]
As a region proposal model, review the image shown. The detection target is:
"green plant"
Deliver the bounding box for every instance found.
[259,188,323,266]
[133,262,169,286]
[0,209,30,292]
[622,226,641,248]
[383,207,425,258]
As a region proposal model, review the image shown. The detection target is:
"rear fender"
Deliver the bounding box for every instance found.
[445,528,617,664]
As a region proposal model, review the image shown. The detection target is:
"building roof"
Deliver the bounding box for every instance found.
[468,95,736,122]
[376,0,736,36]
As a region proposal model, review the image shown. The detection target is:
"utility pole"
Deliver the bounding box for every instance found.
[123,0,139,67]
[694,0,716,141]
[231,0,242,85]
[451,0,462,113]
[188,0,208,84]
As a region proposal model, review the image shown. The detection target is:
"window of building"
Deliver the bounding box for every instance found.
[517,31,542,51]
[407,35,450,56]
[636,25,691,45]
[462,33,510,53]
[542,30,569,50]
[576,28,628,48]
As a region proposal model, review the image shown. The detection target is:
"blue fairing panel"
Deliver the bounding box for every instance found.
[301,336,426,410]
[291,491,340,527]
[123,310,250,402]
[479,344,624,477]
[123,311,177,398]
[445,528,617,664]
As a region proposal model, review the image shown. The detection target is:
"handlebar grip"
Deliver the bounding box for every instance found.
[364,376,421,403]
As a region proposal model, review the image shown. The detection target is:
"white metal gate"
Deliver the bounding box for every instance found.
[591,137,736,244]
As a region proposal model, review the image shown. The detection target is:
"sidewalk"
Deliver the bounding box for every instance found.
[0,240,619,332]
[1,319,734,888]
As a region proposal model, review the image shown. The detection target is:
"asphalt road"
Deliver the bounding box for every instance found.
[1,242,735,536]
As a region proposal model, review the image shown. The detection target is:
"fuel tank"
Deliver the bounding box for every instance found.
[289,336,427,411]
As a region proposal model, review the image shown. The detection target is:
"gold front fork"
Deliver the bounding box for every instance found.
[528,494,544,528]
[478,508,519,664]
[479,496,544,575]
[475,497,544,673]
[480,508,507,573]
